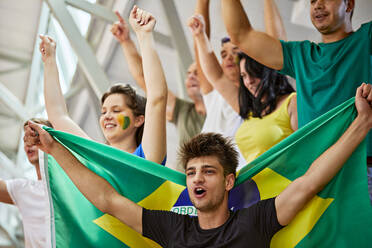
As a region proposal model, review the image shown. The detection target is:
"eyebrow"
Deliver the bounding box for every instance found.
[186,165,217,171]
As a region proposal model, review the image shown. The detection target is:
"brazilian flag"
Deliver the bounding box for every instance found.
[42,97,372,248]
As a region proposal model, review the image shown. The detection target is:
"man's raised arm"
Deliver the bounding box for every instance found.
[24,122,144,234]
[221,0,283,70]
[275,83,372,226]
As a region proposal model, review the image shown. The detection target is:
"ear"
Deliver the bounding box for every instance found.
[225,173,235,191]
[346,0,355,13]
[134,115,145,128]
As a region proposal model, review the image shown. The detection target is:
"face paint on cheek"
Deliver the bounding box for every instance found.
[117,115,131,130]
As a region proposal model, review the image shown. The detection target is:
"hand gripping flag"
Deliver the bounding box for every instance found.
[43,97,372,248]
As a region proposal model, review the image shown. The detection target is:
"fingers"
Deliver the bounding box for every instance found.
[28,121,44,132]
[23,125,40,147]
[133,6,153,25]
[356,83,372,105]
[130,5,138,19]
[110,22,122,36]
[361,83,372,98]
[142,12,151,25]
[39,34,56,56]
[115,11,124,23]
[187,15,204,32]
[136,8,146,24]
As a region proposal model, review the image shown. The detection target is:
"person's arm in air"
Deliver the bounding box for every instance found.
[264,0,287,40]
[275,83,372,226]
[129,7,167,164]
[111,11,177,122]
[39,36,90,139]
[189,15,240,113]
[24,122,143,234]
[193,0,213,95]
[221,0,283,70]
[0,180,13,204]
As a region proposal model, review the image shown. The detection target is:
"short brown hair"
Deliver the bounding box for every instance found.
[23,118,53,128]
[101,84,146,146]
[178,133,238,176]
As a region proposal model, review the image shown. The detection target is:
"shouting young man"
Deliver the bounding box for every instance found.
[25,83,372,247]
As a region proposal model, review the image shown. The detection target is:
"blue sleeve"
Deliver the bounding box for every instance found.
[133,144,167,166]
[279,40,298,78]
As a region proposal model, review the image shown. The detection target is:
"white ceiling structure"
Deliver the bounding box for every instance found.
[0,0,371,246]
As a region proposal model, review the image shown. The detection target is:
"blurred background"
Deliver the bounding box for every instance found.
[0,0,371,246]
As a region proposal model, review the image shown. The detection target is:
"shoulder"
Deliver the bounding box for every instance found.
[176,98,195,110]
[280,40,312,50]
[5,178,30,190]
[359,21,372,30]
[275,92,296,111]
[203,89,218,100]
[357,21,372,37]
[133,144,145,158]
[142,209,192,233]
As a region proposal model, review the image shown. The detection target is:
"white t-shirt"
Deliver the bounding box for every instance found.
[5,178,49,248]
[202,90,246,169]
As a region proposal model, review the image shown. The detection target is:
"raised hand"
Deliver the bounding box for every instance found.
[111,11,131,43]
[187,14,206,37]
[129,6,156,34]
[355,83,372,128]
[39,35,56,63]
[24,121,55,155]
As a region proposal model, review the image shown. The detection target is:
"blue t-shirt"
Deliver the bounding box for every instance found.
[133,144,166,165]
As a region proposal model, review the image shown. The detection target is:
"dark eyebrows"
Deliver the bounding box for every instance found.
[186,164,217,171]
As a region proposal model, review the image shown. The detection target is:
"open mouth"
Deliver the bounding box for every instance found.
[314,13,328,21]
[194,187,206,198]
[104,123,117,129]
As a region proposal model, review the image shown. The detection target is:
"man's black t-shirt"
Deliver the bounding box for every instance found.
[142,198,283,248]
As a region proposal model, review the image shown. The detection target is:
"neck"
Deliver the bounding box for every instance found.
[110,138,138,153]
[191,95,206,116]
[321,23,353,43]
[197,200,230,230]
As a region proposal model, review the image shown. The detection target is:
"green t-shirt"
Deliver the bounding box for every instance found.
[280,21,372,155]
[171,97,205,146]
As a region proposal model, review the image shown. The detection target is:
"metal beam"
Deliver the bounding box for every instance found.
[0,83,31,122]
[160,0,193,98]
[0,49,31,65]
[0,63,28,76]
[65,0,116,23]
[45,0,111,98]
[0,151,22,179]
[64,0,173,48]
[25,2,51,108]
[30,77,85,116]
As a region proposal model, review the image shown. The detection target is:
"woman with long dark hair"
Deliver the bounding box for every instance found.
[234,53,297,162]
[189,0,297,163]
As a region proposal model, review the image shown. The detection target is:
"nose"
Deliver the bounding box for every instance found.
[193,171,204,184]
[314,0,324,10]
[188,72,197,80]
[103,111,114,120]
[226,53,234,61]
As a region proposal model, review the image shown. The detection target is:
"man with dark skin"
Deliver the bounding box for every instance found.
[24,83,372,246]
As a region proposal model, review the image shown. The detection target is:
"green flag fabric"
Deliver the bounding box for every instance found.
[43,97,372,248]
